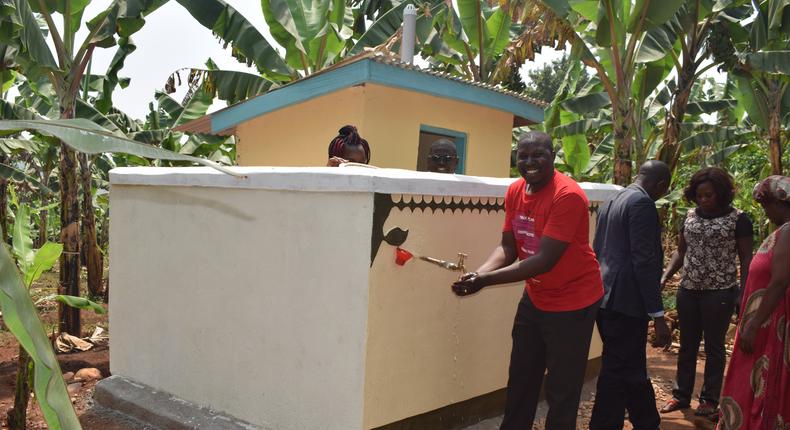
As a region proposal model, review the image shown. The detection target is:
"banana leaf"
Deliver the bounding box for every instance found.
[0,162,52,193]
[175,0,294,81]
[0,119,241,176]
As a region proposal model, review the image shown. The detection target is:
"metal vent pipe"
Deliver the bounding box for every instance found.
[399,4,417,64]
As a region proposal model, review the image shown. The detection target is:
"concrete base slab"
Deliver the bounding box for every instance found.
[94,376,260,430]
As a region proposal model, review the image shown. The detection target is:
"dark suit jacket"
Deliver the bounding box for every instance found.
[593,184,663,319]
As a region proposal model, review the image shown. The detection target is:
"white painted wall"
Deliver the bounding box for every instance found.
[109,185,373,430]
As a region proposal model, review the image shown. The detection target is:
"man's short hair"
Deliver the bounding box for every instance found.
[517,131,554,153]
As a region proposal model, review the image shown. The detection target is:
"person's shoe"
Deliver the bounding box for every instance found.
[695,401,717,416]
[660,398,690,413]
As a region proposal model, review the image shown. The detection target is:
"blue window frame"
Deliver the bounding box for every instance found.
[419,125,467,174]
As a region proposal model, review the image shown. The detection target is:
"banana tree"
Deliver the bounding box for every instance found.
[0,0,169,335]
[548,69,740,181]
[535,0,686,184]
[716,0,790,175]
[415,0,574,85]
[652,0,753,172]
[168,0,343,100]
[417,0,514,81]
[4,66,132,298]
[170,0,444,103]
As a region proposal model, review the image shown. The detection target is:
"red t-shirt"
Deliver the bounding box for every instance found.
[502,171,603,311]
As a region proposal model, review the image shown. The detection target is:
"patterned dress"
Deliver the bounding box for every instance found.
[718,225,790,430]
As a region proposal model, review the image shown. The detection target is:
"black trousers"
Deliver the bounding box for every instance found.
[672,287,736,406]
[500,294,600,430]
[589,309,660,430]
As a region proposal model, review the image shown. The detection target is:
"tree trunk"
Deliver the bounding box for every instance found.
[58,99,81,336]
[612,104,634,186]
[36,209,47,248]
[659,65,695,172]
[79,153,103,298]
[0,154,8,244]
[768,81,784,175]
[6,349,32,430]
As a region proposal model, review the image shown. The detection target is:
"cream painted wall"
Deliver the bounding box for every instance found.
[109,185,373,430]
[362,84,514,177]
[363,196,603,428]
[235,86,366,167]
[234,84,514,177]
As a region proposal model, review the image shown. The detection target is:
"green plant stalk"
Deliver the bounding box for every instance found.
[64,0,72,58]
[476,0,484,81]
[0,245,80,429]
[0,154,8,243]
[36,0,67,68]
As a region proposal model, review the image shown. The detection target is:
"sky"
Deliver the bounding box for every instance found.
[75,1,566,120]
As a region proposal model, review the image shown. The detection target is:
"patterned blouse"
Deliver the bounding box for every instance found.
[681,208,752,291]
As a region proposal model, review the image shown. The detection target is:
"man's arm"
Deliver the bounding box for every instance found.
[629,199,664,316]
[475,231,518,273]
[452,236,568,295]
[628,199,671,346]
[479,236,568,285]
[452,191,586,296]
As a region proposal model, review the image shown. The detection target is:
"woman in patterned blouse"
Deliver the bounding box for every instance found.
[660,167,754,417]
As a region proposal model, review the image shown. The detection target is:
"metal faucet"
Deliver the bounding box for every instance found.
[419,253,467,273]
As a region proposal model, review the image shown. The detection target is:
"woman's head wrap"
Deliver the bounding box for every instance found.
[753,175,790,203]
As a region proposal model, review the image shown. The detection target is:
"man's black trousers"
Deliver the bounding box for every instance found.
[589,309,660,430]
[500,293,600,430]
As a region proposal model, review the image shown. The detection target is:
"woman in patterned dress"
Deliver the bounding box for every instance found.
[718,175,790,430]
[660,167,754,416]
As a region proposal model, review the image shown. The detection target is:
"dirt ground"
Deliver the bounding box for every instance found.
[470,344,723,430]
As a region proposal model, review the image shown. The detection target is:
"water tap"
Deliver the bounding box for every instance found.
[419,253,468,272]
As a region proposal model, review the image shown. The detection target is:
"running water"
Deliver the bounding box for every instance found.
[451,294,462,402]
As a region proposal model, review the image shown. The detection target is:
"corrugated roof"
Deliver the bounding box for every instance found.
[175,51,546,135]
[359,51,548,108]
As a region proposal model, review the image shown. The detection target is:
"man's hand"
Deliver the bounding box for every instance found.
[652,316,672,348]
[452,272,486,296]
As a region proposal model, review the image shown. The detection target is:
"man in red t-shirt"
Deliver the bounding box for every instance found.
[452,131,603,430]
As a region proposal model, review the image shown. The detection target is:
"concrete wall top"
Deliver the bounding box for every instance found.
[109,166,622,201]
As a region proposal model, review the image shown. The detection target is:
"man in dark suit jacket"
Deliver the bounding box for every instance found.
[590,161,673,430]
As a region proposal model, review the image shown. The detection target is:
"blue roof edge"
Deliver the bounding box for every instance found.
[210,59,543,134]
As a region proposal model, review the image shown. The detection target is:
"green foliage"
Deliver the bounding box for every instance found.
[523,54,591,102]
[25,242,62,289]
[48,295,106,314]
[1,207,79,429]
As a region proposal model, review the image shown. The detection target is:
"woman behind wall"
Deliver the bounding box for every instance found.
[717,175,790,429]
[660,167,754,417]
[326,125,371,167]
